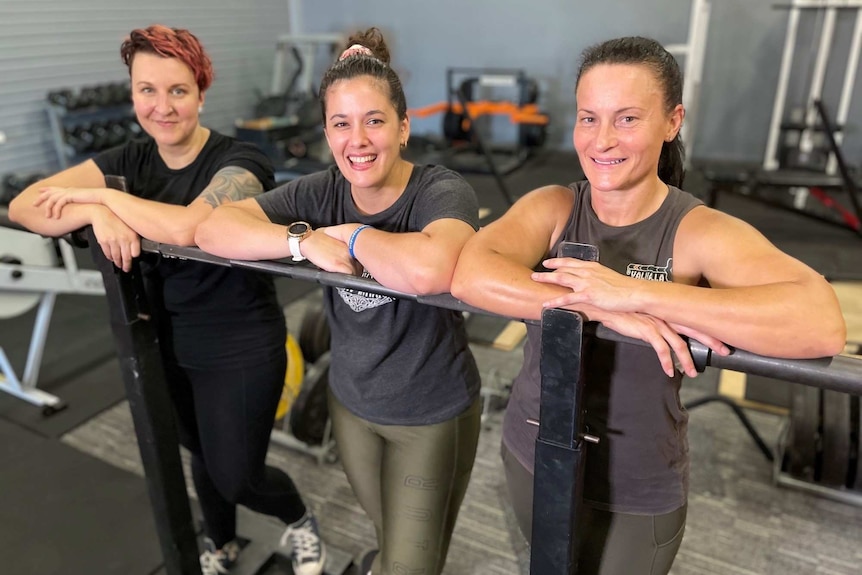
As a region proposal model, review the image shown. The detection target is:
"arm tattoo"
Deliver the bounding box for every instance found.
[200,166,264,208]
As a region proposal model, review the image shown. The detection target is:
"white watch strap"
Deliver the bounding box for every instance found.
[288,236,305,261]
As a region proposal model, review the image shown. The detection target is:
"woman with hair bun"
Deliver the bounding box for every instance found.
[197,27,482,575]
[10,24,325,575]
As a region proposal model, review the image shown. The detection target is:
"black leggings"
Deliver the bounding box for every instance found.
[165,355,306,548]
[502,442,687,575]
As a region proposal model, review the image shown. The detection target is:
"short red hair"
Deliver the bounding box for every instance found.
[120,25,214,93]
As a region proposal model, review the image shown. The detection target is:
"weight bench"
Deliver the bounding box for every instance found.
[699,99,862,237]
[698,163,862,235]
[0,208,104,412]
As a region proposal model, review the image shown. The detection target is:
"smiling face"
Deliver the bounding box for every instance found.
[574,63,682,195]
[323,76,409,194]
[130,52,203,149]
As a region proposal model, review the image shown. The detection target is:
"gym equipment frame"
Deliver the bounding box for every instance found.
[81,233,861,575]
[0,214,104,411]
[699,1,862,239]
[701,98,862,237]
[409,68,550,207]
[764,0,862,174]
[665,0,711,164]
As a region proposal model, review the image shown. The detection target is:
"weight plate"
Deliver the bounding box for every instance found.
[276,333,305,421]
[299,302,330,365]
[443,110,469,143]
[787,383,820,481]
[849,396,860,489]
[290,352,331,446]
[819,390,851,487]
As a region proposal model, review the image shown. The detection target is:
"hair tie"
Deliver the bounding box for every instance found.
[339,44,374,61]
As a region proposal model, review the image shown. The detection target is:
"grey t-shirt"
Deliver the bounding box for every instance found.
[257,164,481,425]
[502,181,703,515]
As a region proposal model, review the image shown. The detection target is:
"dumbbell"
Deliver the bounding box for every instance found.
[2,173,28,203]
[76,86,100,110]
[92,84,115,108]
[1,172,46,205]
[105,120,129,148]
[110,82,131,105]
[121,117,143,139]
[90,121,112,152]
[47,89,75,111]
[64,124,95,155]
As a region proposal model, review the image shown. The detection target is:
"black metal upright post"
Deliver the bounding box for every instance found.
[530,307,588,575]
[86,228,201,575]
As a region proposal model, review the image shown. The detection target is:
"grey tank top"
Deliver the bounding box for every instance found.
[502,181,703,514]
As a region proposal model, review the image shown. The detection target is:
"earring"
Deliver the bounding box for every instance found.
[198,105,204,113]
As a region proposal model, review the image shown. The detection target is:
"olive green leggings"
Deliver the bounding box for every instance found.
[328,391,482,575]
[502,442,687,575]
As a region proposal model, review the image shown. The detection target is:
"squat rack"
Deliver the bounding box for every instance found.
[764,0,862,174]
[81,234,862,575]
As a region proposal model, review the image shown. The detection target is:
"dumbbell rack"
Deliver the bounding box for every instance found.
[45,85,138,170]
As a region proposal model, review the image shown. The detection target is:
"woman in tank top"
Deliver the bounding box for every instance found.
[451,36,846,575]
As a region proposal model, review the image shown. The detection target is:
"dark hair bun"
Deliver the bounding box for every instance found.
[345,27,390,64]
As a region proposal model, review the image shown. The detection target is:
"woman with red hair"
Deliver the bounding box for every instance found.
[9,25,325,575]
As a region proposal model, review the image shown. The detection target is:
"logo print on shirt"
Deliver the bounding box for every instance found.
[336,268,395,312]
[626,258,672,282]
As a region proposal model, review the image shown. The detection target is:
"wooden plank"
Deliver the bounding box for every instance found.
[717,369,790,416]
[833,282,862,346]
[492,321,527,351]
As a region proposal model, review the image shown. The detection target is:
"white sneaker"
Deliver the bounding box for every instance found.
[280,512,326,575]
[199,537,241,575]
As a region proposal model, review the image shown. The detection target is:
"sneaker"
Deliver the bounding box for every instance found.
[199,537,241,575]
[358,548,378,575]
[280,512,326,575]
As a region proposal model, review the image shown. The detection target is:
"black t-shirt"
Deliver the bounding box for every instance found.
[93,131,285,369]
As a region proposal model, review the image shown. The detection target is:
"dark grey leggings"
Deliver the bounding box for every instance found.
[329,391,481,575]
[502,442,687,575]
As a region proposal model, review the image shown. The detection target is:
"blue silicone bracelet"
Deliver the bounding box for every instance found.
[348,225,371,259]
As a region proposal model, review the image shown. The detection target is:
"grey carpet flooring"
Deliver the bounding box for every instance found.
[58,293,862,575]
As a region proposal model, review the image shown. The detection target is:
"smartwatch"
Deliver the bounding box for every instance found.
[286,221,312,262]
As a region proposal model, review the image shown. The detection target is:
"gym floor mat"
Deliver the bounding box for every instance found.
[0,356,125,438]
[0,292,125,438]
[0,418,163,575]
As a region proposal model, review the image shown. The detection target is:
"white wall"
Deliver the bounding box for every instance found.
[300,0,862,165]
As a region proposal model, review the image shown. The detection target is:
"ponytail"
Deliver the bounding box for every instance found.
[659,135,685,188]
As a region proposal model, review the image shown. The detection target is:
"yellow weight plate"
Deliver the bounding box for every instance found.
[276,333,305,421]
